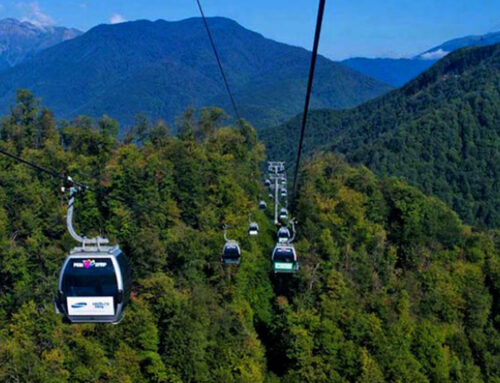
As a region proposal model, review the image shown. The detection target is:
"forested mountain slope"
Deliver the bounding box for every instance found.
[263,43,500,227]
[0,93,498,382]
[0,17,390,129]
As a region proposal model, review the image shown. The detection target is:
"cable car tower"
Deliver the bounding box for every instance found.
[267,161,286,225]
[55,186,131,324]
[266,161,300,274]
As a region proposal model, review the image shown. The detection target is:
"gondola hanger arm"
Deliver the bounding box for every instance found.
[66,187,109,249]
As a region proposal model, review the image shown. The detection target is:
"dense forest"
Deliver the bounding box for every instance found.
[262,43,500,228]
[0,91,499,382]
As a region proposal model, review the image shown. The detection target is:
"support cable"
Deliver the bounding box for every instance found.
[195,0,241,120]
[0,146,128,205]
[292,0,327,199]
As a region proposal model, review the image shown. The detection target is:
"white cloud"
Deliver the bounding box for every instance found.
[79,2,88,9]
[109,13,126,24]
[18,2,54,27]
[373,51,414,59]
[420,48,449,60]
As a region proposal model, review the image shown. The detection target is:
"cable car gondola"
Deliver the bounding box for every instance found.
[248,222,259,236]
[57,246,131,324]
[272,244,299,273]
[222,241,241,264]
[280,189,287,198]
[221,225,241,264]
[277,226,291,243]
[264,179,271,187]
[55,188,131,324]
[279,208,289,221]
[259,200,267,210]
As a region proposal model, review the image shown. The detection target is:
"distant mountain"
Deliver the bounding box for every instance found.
[262,44,500,227]
[418,31,500,59]
[341,57,434,87]
[0,17,391,128]
[342,31,500,86]
[0,18,81,71]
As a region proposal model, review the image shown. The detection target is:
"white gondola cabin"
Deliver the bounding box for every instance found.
[222,240,241,264]
[55,187,131,324]
[56,245,131,323]
[277,226,291,243]
[248,222,259,236]
[279,208,289,221]
[272,244,299,273]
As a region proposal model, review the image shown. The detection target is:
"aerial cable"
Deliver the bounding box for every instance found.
[195,0,241,121]
[0,146,69,183]
[0,146,128,205]
[0,145,188,216]
[292,0,326,199]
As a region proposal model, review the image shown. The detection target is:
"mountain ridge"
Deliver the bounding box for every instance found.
[342,30,500,86]
[0,17,391,129]
[0,18,81,70]
[418,30,500,58]
[262,43,500,227]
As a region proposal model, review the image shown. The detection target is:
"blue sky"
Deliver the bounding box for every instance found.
[0,0,498,59]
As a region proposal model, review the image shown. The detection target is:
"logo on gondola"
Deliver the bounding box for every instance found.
[93,302,110,309]
[71,302,87,309]
[73,259,107,268]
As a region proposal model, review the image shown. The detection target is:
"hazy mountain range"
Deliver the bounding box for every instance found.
[0,17,390,129]
[0,16,498,128]
[343,31,500,86]
[0,18,81,71]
